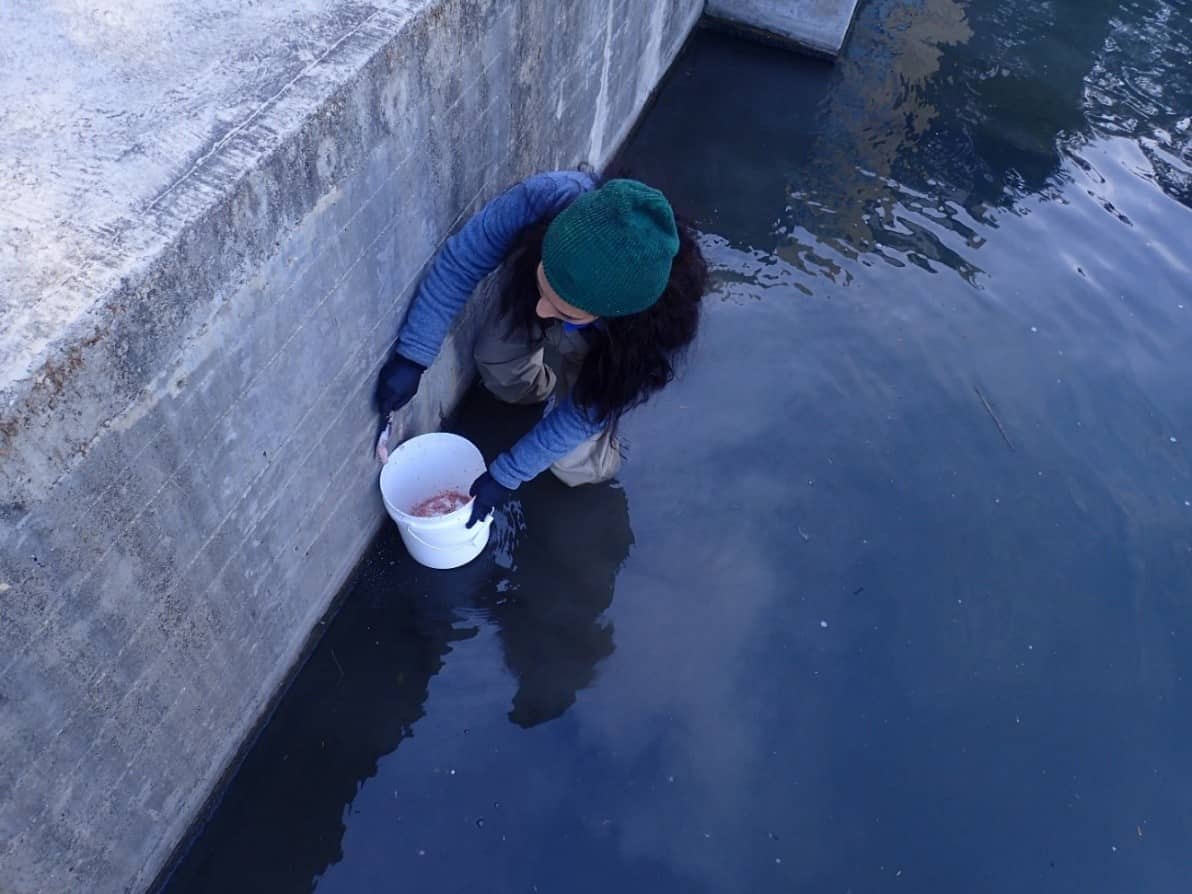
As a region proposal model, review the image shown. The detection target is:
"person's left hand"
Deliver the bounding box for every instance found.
[468,472,513,528]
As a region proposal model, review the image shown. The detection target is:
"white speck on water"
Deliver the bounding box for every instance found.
[1030,326,1038,332]
[1028,644,1034,650]
[775,858,783,865]
[1112,845,1118,853]
[417,849,426,856]
[667,775,675,783]
[449,769,456,775]
[1170,436,1178,443]
[820,620,829,629]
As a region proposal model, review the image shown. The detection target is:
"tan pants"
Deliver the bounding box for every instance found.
[474,314,621,486]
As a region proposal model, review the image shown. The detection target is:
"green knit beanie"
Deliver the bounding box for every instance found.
[541,179,680,318]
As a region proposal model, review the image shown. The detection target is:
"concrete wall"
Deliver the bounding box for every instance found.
[0,2,701,891]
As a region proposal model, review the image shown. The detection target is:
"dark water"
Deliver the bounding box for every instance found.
[165,2,1192,891]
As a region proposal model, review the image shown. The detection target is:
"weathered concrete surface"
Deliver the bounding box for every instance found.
[0,1,701,891]
[706,0,859,57]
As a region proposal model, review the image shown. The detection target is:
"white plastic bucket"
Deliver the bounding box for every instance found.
[379,432,493,570]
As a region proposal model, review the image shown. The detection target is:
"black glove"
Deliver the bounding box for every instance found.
[467,471,513,528]
[374,353,425,417]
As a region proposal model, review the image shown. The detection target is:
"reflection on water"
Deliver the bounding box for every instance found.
[782,0,1192,286]
[166,2,1192,892]
[633,0,1191,293]
[779,0,976,283]
[1082,0,1192,205]
[459,395,633,729]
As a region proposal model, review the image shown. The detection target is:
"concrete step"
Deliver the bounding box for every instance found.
[705,0,860,58]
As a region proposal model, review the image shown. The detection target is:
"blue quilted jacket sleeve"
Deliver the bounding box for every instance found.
[394,170,596,366]
[392,170,605,488]
[488,395,606,489]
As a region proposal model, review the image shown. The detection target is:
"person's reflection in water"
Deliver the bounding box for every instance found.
[452,386,634,728]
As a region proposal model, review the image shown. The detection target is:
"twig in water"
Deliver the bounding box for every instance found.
[974,386,1015,451]
[330,649,345,681]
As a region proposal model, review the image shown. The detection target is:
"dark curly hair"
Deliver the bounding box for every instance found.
[498,202,707,431]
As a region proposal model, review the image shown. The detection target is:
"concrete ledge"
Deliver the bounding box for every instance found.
[0,1,701,891]
[705,0,859,57]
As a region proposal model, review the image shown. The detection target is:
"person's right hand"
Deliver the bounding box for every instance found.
[374,353,425,417]
[467,471,514,528]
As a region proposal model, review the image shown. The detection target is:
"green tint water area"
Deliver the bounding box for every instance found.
[165,1,1192,890]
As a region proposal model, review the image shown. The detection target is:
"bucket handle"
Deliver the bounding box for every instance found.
[406,521,489,551]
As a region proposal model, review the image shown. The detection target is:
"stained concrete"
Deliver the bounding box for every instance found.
[706,0,859,56]
[0,1,701,891]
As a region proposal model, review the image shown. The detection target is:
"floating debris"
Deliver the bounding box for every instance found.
[975,386,1015,451]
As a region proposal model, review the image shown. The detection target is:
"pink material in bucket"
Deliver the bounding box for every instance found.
[410,490,471,518]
